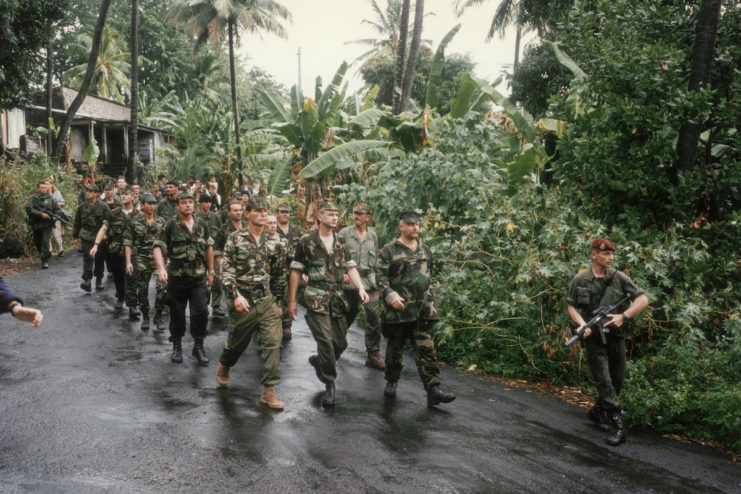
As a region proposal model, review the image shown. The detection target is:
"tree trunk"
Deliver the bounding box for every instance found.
[513,23,521,70]
[228,17,243,173]
[46,36,53,157]
[53,0,112,164]
[127,0,139,184]
[674,0,722,178]
[399,0,424,113]
[393,0,410,114]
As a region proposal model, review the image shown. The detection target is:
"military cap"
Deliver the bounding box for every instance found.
[591,238,615,252]
[399,210,420,224]
[86,183,100,192]
[277,202,291,212]
[166,179,179,186]
[198,193,212,203]
[141,193,158,204]
[120,187,134,195]
[232,192,243,201]
[246,196,269,211]
[317,199,338,212]
[353,202,372,214]
[103,182,114,190]
[177,190,194,202]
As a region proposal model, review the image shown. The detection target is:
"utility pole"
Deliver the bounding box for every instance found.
[297,47,302,95]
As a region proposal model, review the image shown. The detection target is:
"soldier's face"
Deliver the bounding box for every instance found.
[105,189,114,198]
[142,202,156,214]
[277,210,290,224]
[177,198,194,216]
[248,208,268,228]
[318,209,338,229]
[166,184,178,197]
[121,192,133,205]
[117,179,126,189]
[399,220,420,241]
[199,202,210,215]
[132,185,139,195]
[591,249,614,270]
[229,204,243,222]
[265,215,277,234]
[86,190,98,202]
[353,212,370,227]
[37,183,49,195]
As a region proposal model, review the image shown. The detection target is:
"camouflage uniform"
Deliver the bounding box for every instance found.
[219,228,287,384]
[153,214,214,342]
[291,229,356,383]
[25,190,59,264]
[277,223,301,330]
[212,216,247,313]
[196,210,223,313]
[155,197,177,221]
[124,213,167,316]
[73,199,110,282]
[567,267,644,412]
[103,207,138,306]
[376,238,441,391]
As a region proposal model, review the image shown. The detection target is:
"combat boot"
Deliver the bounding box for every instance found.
[321,382,335,407]
[588,405,610,432]
[282,327,292,341]
[80,279,92,292]
[128,306,140,320]
[114,298,124,310]
[606,411,628,446]
[308,355,328,383]
[153,312,165,331]
[95,277,104,290]
[216,362,230,386]
[260,385,285,410]
[192,339,209,366]
[171,339,183,363]
[140,311,150,331]
[384,381,397,398]
[427,385,456,407]
[365,351,386,370]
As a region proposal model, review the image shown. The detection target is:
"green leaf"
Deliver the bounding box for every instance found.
[264,154,295,197]
[542,40,586,82]
[508,143,537,186]
[349,108,385,129]
[449,76,480,118]
[257,88,291,123]
[85,139,100,166]
[426,24,462,109]
[298,140,387,178]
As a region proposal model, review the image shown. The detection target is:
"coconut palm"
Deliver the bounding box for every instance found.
[168,0,292,169]
[455,0,524,69]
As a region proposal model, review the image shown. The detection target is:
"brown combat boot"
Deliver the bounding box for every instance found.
[260,385,285,410]
[216,361,230,386]
[365,351,386,370]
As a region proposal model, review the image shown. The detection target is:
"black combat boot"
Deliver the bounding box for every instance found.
[95,277,104,290]
[80,279,92,292]
[153,312,165,330]
[384,381,397,398]
[114,298,124,310]
[321,382,335,407]
[140,312,150,331]
[171,339,183,363]
[606,411,627,446]
[192,339,210,366]
[308,355,328,383]
[588,405,610,432]
[128,306,140,320]
[427,385,456,407]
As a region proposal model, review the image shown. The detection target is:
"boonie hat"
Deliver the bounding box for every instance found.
[353,202,372,214]
[317,199,338,212]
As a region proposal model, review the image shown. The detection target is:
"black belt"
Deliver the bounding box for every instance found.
[358,269,372,277]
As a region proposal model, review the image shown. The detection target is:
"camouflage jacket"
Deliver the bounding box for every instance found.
[26,192,59,231]
[337,225,378,292]
[153,215,214,277]
[567,268,644,318]
[376,238,439,323]
[195,210,222,248]
[277,224,301,264]
[104,207,137,256]
[291,229,356,315]
[214,217,247,254]
[124,214,166,269]
[155,198,177,221]
[221,229,287,304]
[73,200,110,241]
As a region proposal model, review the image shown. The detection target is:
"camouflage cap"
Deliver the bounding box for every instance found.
[277,202,291,212]
[353,202,372,214]
[103,182,114,190]
[141,193,158,204]
[399,210,420,224]
[86,183,100,192]
[120,187,134,195]
[177,190,194,202]
[591,238,615,252]
[246,196,269,211]
[317,199,338,212]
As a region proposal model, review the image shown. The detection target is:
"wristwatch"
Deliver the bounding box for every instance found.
[622,312,630,323]
[8,301,21,316]
[207,270,215,275]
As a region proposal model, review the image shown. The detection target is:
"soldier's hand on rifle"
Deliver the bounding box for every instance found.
[126,262,134,276]
[234,295,250,314]
[41,213,50,220]
[390,296,406,311]
[605,313,623,328]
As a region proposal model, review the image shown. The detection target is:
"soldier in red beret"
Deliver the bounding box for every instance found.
[566,238,649,446]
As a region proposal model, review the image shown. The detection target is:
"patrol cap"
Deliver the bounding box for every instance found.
[246,196,269,211]
[198,193,212,203]
[353,202,372,214]
[399,210,420,224]
[177,190,194,202]
[141,193,158,204]
[317,199,338,212]
[120,187,134,195]
[277,202,290,212]
[86,183,100,192]
[103,182,113,190]
[166,180,179,187]
[591,238,615,252]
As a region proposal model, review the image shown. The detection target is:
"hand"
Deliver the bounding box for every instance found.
[74,238,80,247]
[605,313,623,328]
[234,295,250,314]
[125,262,134,276]
[89,244,98,257]
[41,213,50,220]
[342,274,350,284]
[358,288,370,305]
[301,274,308,284]
[12,306,44,327]
[205,272,214,287]
[390,296,406,311]
[579,325,592,338]
[158,269,168,283]
[288,301,298,319]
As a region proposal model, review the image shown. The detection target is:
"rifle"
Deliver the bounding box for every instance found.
[39,207,71,225]
[564,294,632,347]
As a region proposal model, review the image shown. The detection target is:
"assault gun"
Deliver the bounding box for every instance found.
[564,294,632,347]
[39,207,71,225]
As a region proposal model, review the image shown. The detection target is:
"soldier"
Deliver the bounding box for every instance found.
[377,210,455,408]
[567,238,648,446]
[216,197,287,410]
[276,202,301,341]
[131,184,141,210]
[102,182,121,209]
[25,181,60,269]
[89,188,140,318]
[212,200,247,317]
[153,190,215,365]
[196,193,223,317]
[287,200,369,407]
[73,184,110,292]
[155,180,179,221]
[338,202,384,369]
[124,194,167,331]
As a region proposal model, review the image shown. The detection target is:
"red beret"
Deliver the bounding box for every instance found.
[591,238,615,251]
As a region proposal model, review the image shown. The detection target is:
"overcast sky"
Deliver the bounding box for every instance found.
[236,0,536,95]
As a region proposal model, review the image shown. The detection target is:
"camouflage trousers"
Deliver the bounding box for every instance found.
[383,319,441,391]
[210,257,224,310]
[133,257,166,315]
[305,310,348,384]
[344,288,381,355]
[219,295,282,385]
[585,336,626,412]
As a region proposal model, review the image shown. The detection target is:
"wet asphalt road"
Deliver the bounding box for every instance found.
[0,253,738,493]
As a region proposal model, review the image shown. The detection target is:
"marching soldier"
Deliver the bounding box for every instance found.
[73,184,110,292]
[212,199,247,317]
[155,180,179,221]
[276,202,301,340]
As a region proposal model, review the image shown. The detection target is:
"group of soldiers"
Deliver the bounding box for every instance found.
[26,174,649,445]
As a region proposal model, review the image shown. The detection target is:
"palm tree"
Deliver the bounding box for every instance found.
[399,0,424,112]
[63,25,131,103]
[168,0,292,170]
[392,0,410,113]
[128,0,140,183]
[456,0,524,69]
